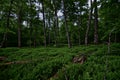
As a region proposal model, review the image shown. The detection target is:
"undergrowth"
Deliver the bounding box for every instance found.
[0,43,120,80]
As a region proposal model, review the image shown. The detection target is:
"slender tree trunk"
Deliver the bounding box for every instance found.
[108,33,111,54]
[48,12,51,45]
[29,0,32,47]
[33,40,36,47]
[85,0,93,45]
[78,11,82,45]
[62,0,71,48]
[0,33,7,48]
[18,21,22,48]
[54,7,58,46]
[53,0,59,47]
[41,0,47,47]
[34,28,37,48]
[53,19,57,46]
[78,20,81,45]
[17,10,22,48]
[17,1,23,48]
[94,0,99,44]
[0,0,13,48]
[29,21,32,47]
[114,32,117,43]
[55,7,59,46]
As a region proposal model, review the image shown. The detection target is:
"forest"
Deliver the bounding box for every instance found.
[0,0,120,80]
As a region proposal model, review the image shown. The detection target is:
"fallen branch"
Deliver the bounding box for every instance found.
[0,59,38,66]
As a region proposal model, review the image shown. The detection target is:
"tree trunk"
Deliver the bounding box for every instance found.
[48,12,51,45]
[114,32,117,43]
[0,0,13,48]
[29,0,32,47]
[94,0,99,44]
[41,0,47,47]
[54,5,58,46]
[62,0,71,48]
[85,0,93,45]
[17,2,22,48]
[17,10,22,48]
[78,11,82,45]
[33,36,36,48]
[53,19,57,46]
[34,22,37,48]
[0,33,7,48]
[55,7,60,46]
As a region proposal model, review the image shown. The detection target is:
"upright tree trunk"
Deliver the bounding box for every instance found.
[54,2,59,46]
[41,0,47,47]
[114,32,117,43]
[55,7,59,45]
[85,0,93,45]
[0,33,7,48]
[48,12,51,45]
[53,19,57,46]
[62,0,71,48]
[29,0,32,47]
[94,0,99,44]
[34,28,37,48]
[17,10,22,48]
[0,0,13,48]
[29,22,32,47]
[78,20,81,45]
[78,11,82,45]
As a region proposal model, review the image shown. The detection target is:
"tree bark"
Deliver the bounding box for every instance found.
[48,11,51,45]
[53,19,57,46]
[114,32,117,43]
[78,11,82,45]
[94,0,99,44]
[0,33,7,48]
[33,38,36,48]
[41,0,47,47]
[62,0,71,48]
[29,0,32,47]
[85,0,93,45]
[17,10,22,48]
[53,1,59,47]
[17,2,22,48]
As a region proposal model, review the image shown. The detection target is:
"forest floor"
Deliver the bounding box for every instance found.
[0,43,120,80]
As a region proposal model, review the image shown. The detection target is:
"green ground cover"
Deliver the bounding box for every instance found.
[0,44,120,80]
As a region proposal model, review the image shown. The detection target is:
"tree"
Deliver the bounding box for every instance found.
[17,4,22,48]
[0,0,119,48]
[52,0,60,47]
[100,0,120,43]
[85,0,93,45]
[41,0,47,47]
[0,0,13,48]
[62,0,71,48]
[93,0,99,44]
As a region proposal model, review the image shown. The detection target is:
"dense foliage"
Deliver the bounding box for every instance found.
[0,44,120,80]
[0,0,120,47]
[0,0,120,80]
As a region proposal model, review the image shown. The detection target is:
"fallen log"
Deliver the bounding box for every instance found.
[73,54,87,64]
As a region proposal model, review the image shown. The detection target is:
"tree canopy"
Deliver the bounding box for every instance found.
[0,0,120,48]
